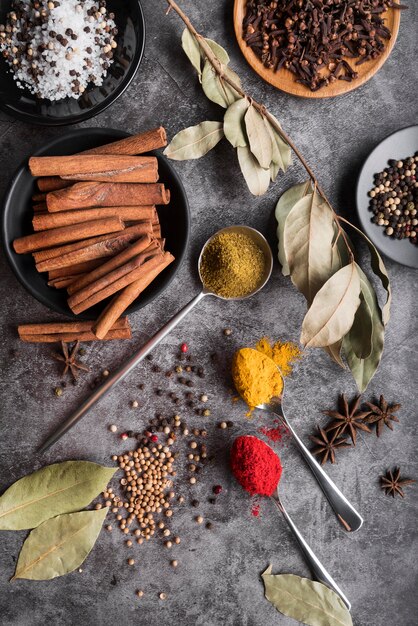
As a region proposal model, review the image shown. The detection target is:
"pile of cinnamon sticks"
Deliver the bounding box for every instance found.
[14,127,175,342]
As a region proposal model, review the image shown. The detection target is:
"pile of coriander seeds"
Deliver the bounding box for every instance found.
[368,154,418,246]
[100,345,228,599]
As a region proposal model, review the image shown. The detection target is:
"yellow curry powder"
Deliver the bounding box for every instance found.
[232,348,284,410]
[232,339,302,413]
[255,337,302,377]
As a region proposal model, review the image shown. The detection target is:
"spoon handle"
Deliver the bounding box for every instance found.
[38,291,207,453]
[276,410,363,532]
[271,493,351,611]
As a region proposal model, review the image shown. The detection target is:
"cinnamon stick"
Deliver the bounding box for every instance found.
[30,155,159,183]
[32,223,149,263]
[19,328,132,343]
[48,276,81,289]
[48,259,103,279]
[69,251,168,314]
[32,192,46,203]
[35,224,152,272]
[32,206,156,231]
[80,127,167,157]
[37,177,72,192]
[13,216,124,254]
[18,318,129,335]
[33,202,47,213]
[67,234,153,295]
[47,182,170,212]
[68,244,160,310]
[94,252,175,339]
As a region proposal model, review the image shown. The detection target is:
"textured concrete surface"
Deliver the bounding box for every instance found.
[0,1,417,625]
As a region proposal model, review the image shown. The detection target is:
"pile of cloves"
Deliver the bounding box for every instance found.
[242,0,407,91]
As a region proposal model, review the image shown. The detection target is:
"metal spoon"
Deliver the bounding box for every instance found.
[271,490,351,610]
[38,226,273,453]
[254,360,363,532]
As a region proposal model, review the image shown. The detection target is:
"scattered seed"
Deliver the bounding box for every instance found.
[223,328,232,336]
[159,592,167,600]
[136,590,144,598]
[128,558,135,566]
[170,560,178,568]
[219,421,227,429]
[106,525,112,531]
[195,515,203,524]
[102,369,110,377]
[131,400,139,408]
[54,387,63,397]
[109,424,117,433]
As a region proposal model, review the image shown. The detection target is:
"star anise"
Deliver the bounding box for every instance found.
[364,395,401,437]
[310,426,351,465]
[324,394,371,445]
[53,341,89,381]
[380,467,416,498]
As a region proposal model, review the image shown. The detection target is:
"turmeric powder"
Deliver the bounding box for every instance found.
[232,348,284,410]
[255,337,301,377]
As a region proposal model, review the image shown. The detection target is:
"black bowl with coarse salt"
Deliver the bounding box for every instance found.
[0,0,145,126]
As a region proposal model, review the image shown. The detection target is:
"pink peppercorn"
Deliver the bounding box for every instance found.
[151,435,158,442]
[213,485,222,495]
[120,433,128,441]
[180,343,188,353]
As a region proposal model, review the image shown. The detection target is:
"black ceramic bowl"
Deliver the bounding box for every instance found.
[1,128,190,319]
[356,125,418,269]
[0,0,145,126]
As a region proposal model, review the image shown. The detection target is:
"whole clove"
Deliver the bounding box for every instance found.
[242,0,407,91]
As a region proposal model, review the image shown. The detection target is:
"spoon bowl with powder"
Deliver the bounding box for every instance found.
[232,348,364,532]
[39,225,273,452]
[231,435,351,610]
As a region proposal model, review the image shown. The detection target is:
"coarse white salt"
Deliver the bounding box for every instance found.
[0,0,117,101]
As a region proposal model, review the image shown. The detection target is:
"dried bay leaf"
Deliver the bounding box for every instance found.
[270,161,280,182]
[262,566,353,626]
[204,38,230,65]
[12,508,108,580]
[0,461,115,531]
[275,181,312,276]
[237,145,270,196]
[266,114,292,171]
[181,28,202,77]
[163,121,224,161]
[343,265,385,391]
[324,340,345,369]
[301,262,361,348]
[244,106,272,169]
[201,61,241,108]
[341,218,391,325]
[348,265,375,359]
[223,98,249,148]
[284,189,335,304]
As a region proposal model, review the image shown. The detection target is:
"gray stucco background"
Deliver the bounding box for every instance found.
[0,1,417,625]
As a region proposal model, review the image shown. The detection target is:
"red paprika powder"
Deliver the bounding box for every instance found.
[230,435,282,497]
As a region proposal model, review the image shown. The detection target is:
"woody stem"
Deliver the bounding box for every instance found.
[165,0,354,259]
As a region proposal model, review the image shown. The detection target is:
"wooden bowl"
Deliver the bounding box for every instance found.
[233,0,401,99]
